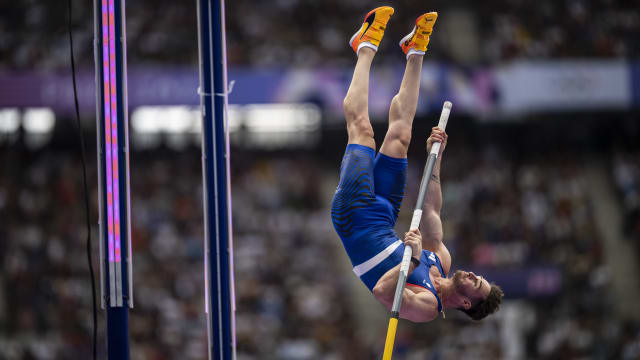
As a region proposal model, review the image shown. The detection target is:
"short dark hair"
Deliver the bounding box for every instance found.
[460,283,504,321]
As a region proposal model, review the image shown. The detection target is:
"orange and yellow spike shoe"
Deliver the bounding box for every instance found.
[400,12,438,59]
[349,6,395,55]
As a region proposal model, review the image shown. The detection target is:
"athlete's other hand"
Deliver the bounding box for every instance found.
[404,228,422,258]
[426,127,447,156]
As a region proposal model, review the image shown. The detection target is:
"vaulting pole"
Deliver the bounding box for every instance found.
[382,101,452,360]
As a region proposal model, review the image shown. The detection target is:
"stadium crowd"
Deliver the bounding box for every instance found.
[0,145,372,359]
[397,146,620,359]
[2,0,639,70]
[1,0,640,358]
[1,137,640,359]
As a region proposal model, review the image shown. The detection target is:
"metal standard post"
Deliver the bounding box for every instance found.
[197,0,234,359]
[95,0,133,358]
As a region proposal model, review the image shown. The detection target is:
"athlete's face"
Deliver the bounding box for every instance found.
[453,270,491,301]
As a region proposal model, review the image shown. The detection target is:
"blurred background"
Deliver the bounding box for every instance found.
[1,0,640,359]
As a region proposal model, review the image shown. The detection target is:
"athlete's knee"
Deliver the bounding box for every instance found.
[343,96,365,119]
[347,116,374,140]
[390,94,416,122]
[386,121,412,148]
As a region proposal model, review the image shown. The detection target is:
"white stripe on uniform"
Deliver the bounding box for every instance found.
[352,240,402,277]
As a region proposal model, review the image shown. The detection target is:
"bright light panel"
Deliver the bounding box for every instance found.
[132,105,244,134]
[244,104,321,133]
[0,108,20,133]
[23,108,55,134]
[226,105,241,133]
[130,103,322,148]
[132,106,200,134]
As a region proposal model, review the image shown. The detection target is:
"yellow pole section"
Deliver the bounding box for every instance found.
[382,317,399,360]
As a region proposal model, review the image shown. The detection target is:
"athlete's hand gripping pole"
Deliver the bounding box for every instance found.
[382,101,452,360]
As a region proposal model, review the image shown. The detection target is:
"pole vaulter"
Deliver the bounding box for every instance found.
[329,7,504,359]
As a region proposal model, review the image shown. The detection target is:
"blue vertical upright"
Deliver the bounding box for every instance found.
[197,0,235,359]
[94,0,133,359]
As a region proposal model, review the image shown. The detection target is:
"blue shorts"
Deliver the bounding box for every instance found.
[331,144,408,289]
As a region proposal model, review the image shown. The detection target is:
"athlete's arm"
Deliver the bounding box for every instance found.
[373,230,437,322]
[420,127,451,274]
[378,286,439,322]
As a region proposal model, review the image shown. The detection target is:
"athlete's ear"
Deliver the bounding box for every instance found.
[462,298,472,310]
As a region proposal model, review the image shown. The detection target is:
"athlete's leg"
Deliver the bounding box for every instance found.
[343,6,394,149]
[372,53,424,215]
[333,52,379,244]
[379,12,438,159]
[370,57,420,219]
[333,7,395,241]
[343,48,376,149]
[378,55,424,158]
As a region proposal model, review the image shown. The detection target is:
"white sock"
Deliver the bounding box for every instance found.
[406,48,425,60]
[357,42,378,55]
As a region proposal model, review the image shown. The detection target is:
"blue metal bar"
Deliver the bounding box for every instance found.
[197,0,234,358]
[210,0,233,357]
[106,307,130,359]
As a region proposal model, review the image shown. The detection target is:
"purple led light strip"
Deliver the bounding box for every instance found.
[109,0,122,264]
[102,0,115,266]
[102,0,121,267]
